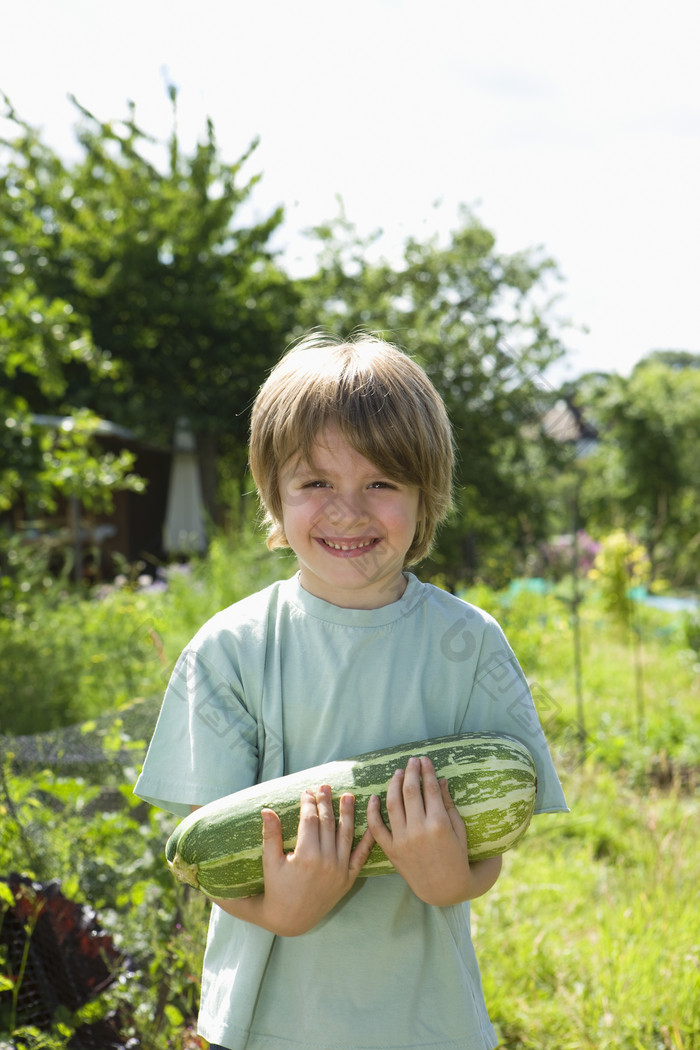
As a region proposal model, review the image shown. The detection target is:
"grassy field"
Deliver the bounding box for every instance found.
[1,537,699,1048]
[476,767,699,1048]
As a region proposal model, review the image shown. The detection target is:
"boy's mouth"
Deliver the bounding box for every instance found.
[319,537,380,553]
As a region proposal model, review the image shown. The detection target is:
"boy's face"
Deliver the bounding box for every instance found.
[279,426,421,609]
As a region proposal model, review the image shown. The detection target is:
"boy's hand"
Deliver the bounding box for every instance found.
[366,756,502,906]
[214,786,374,936]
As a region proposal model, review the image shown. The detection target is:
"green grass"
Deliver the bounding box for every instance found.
[475,765,700,1048]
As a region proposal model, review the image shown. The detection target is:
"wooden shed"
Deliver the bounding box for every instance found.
[8,417,174,580]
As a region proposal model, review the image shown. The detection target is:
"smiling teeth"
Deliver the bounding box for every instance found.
[324,539,376,551]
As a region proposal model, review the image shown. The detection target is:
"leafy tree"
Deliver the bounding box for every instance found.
[295,208,571,583]
[0,90,298,520]
[0,276,142,517]
[638,348,700,371]
[574,354,700,584]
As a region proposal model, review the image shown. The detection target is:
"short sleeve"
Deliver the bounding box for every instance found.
[461,621,568,814]
[133,646,260,817]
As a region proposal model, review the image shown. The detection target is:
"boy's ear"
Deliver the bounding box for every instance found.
[264,518,290,551]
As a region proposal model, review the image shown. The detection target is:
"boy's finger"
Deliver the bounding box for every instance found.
[400,756,427,819]
[260,808,284,870]
[420,756,445,809]
[384,767,407,827]
[335,792,357,853]
[348,825,376,878]
[315,785,337,845]
[294,788,321,852]
[366,793,391,847]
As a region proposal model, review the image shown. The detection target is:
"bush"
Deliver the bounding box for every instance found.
[0,527,292,736]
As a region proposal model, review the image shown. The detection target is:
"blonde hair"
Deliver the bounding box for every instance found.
[249,332,454,565]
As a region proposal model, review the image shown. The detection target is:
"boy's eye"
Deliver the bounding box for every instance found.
[299,478,397,490]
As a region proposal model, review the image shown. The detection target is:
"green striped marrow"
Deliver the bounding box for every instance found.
[165,732,537,899]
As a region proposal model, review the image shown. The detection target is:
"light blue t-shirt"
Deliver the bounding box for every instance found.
[135,573,567,1050]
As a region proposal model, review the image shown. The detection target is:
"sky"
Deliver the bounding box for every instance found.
[2,0,699,383]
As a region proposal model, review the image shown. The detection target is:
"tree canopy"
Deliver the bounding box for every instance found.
[0,91,297,518]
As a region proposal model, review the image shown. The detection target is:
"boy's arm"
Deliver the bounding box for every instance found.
[190,787,375,937]
[366,756,502,906]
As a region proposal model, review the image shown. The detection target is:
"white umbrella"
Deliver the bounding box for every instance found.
[163,418,207,555]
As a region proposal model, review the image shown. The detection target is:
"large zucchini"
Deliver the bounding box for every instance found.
[165,732,537,899]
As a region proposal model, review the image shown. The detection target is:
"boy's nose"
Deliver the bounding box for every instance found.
[322,491,370,528]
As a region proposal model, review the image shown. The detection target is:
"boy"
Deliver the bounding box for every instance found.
[135,333,567,1049]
